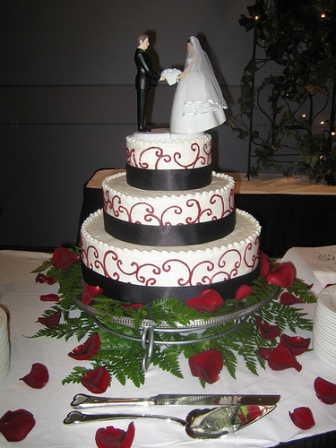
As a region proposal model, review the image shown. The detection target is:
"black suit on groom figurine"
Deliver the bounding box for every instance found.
[135,34,161,132]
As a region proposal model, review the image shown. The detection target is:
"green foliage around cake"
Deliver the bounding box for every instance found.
[32,248,315,388]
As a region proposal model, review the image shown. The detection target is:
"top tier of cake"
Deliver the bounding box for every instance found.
[126,131,212,191]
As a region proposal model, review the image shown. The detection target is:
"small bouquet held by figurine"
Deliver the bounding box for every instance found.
[161,68,182,85]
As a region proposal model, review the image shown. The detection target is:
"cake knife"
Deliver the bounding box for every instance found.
[71,393,280,408]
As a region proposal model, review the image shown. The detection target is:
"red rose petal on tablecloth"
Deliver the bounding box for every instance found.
[267,345,302,372]
[255,316,280,340]
[235,284,253,301]
[20,363,49,389]
[68,333,101,360]
[259,252,270,277]
[265,263,295,288]
[280,334,311,356]
[0,409,36,442]
[82,283,104,305]
[257,347,271,360]
[51,247,80,269]
[35,273,47,283]
[40,293,60,302]
[289,407,315,430]
[37,309,61,328]
[186,289,224,312]
[188,349,224,384]
[314,377,336,404]
[95,422,135,448]
[280,292,302,305]
[81,366,110,394]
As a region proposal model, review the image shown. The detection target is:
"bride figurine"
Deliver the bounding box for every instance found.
[170,36,228,134]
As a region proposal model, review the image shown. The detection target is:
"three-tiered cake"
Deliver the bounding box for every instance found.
[80,131,261,304]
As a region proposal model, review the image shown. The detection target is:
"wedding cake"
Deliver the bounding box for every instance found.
[80,131,261,304]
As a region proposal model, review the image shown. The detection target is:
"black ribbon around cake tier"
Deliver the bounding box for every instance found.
[103,209,236,246]
[81,262,260,305]
[126,164,212,191]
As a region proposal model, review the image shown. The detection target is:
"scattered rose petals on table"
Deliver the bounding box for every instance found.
[0,409,36,442]
[95,422,135,448]
[37,309,61,328]
[35,273,47,283]
[255,316,281,340]
[68,333,101,360]
[81,366,110,394]
[20,363,49,389]
[265,263,295,288]
[267,345,302,372]
[82,282,104,305]
[188,349,224,384]
[289,407,315,430]
[186,289,224,312]
[280,291,302,305]
[51,247,80,269]
[280,334,311,356]
[40,293,60,302]
[314,377,336,404]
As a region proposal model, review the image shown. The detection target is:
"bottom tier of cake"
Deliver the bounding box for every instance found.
[80,208,261,304]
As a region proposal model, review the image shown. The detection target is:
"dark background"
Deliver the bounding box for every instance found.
[1,1,267,248]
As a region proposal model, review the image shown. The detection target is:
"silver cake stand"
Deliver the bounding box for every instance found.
[73,289,278,372]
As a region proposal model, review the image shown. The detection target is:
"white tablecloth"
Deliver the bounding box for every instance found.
[0,250,335,447]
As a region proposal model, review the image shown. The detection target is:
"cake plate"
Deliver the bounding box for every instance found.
[72,288,278,372]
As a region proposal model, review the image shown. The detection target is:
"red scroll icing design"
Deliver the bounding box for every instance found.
[127,140,212,170]
[104,192,232,226]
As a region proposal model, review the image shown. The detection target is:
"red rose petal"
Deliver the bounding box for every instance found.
[280,292,302,305]
[314,377,336,404]
[46,276,56,285]
[265,263,295,288]
[82,282,103,305]
[255,316,281,340]
[121,303,144,310]
[35,273,47,283]
[186,289,224,312]
[37,309,61,328]
[289,407,315,430]
[259,252,270,277]
[267,345,302,372]
[188,349,223,384]
[68,333,101,360]
[235,284,253,301]
[51,247,80,269]
[257,347,271,360]
[0,409,36,442]
[81,366,110,394]
[40,293,60,302]
[20,363,49,389]
[280,334,311,356]
[95,422,135,448]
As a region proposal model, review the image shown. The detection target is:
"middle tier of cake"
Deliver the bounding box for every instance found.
[102,171,236,246]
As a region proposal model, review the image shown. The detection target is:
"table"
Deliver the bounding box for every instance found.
[1,250,336,447]
[79,170,336,258]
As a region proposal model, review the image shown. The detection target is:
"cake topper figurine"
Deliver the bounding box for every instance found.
[170,36,228,134]
[134,34,164,132]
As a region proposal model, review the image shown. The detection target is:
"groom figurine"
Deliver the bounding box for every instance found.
[134,34,162,132]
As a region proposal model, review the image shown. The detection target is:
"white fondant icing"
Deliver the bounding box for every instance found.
[103,171,235,225]
[126,132,212,170]
[81,208,260,288]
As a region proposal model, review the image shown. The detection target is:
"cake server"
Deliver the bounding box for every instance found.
[64,404,277,439]
[71,393,280,408]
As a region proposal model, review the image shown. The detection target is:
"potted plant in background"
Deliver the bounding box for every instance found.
[231,0,336,184]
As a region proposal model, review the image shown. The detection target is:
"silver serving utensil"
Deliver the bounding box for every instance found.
[64,404,276,439]
[71,392,280,408]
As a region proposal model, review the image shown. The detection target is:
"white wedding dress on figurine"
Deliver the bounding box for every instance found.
[170,37,228,134]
